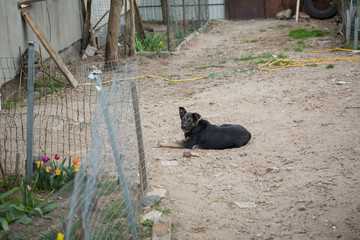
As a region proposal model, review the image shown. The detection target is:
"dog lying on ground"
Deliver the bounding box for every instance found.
[160,107,251,149]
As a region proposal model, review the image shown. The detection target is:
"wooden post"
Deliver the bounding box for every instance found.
[21,10,78,88]
[124,0,128,56]
[166,0,171,51]
[129,0,135,56]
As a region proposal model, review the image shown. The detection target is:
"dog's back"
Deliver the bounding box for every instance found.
[186,120,251,149]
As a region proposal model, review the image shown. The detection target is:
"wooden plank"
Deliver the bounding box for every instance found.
[18,0,45,7]
[21,10,78,88]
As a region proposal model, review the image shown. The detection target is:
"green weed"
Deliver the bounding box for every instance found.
[289,29,324,39]
[135,33,167,52]
[277,53,288,59]
[326,64,334,68]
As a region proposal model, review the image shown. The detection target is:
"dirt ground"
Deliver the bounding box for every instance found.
[136,18,360,240]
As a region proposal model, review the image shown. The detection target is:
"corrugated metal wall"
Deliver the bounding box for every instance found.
[137,0,225,20]
[209,0,225,19]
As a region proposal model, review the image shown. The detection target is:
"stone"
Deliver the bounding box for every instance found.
[152,217,172,240]
[84,45,97,57]
[299,12,310,19]
[142,210,162,221]
[160,161,178,166]
[147,188,167,198]
[276,9,292,20]
[298,205,306,211]
[183,151,199,158]
[234,202,256,208]
[266,167,280,173]
[141,195,161,208]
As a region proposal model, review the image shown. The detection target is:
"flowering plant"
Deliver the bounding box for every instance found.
[33,154,80,190]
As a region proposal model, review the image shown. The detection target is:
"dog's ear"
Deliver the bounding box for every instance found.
[192,113,201,122]
[179,107,187,119]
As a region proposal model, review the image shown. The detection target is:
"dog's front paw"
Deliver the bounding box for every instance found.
[159,141,184,148]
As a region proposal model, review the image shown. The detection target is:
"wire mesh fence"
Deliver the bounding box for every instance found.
[0,42,146,238]
[66,67,145,239]
[91,0,209,51]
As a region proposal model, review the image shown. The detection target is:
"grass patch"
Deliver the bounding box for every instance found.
[295,47,303,52]
[307,63,318,67]
[272,61,291,67]
[326,64,334,68]
[245,40,257,43]
[255,59,268,64]
[277,53,288,59]
[235,53,272,62]
[284,47,290,51]
[289,29,324,39]
[219,60,227,64]
[270,24,292,30]
[135,33,167,52]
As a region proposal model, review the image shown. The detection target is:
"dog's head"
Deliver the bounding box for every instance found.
[179,107,201,133]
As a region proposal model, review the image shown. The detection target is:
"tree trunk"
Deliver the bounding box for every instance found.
[134,0,146,40]
[129,0,135,56]
[81,0,93,52]
[160,0,167,24]
[105,0,123,64]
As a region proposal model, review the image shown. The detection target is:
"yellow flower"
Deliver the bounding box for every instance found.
[72,157,79,165]
[55,169,61,176]
[160,41,163,45]
[46,166,51,173]
[37,161,41,168]
[74,164,80,172]
[40,161,44,168]
[57,233,64,240]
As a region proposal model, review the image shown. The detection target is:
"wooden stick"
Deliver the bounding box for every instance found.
[21,10,78,88]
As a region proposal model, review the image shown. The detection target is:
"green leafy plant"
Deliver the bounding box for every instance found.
[105,200,127,219]
[17,175,57,218]
[326,64,334,68]
[135,33,167,52]
[0,177,57,231]
[40,216,81,240]
[140,219,153,238]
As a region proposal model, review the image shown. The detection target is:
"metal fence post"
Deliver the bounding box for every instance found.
[26,41,35,182]
[89,70,139,240]
[166,0,171,51]
[130,79,147,194]
[354,17,359,50]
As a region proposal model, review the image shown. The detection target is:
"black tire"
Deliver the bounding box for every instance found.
[304,0,338,19]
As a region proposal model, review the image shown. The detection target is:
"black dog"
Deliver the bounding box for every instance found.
[161,107,251,149]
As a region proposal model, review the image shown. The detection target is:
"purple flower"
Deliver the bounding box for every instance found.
[42,156,50,162]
